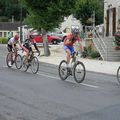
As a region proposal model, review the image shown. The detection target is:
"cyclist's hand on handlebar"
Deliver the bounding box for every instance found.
[13,48,17,52]
[37,51,40,56]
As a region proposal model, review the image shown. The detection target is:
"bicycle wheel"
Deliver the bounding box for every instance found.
[73,61,86,83]
[58,60,68,80]
[30,56,39,74]
[15,54,22,69]
[117,66,120,84]
[6,52,12,68]
[22,55,29,72]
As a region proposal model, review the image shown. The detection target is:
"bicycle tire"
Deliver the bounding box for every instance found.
[58,60,68,80]
[22,55,29,72]
[117,66,120,84]
[73,61,86,83]
[6,53,12,68]
[30,56,39,74]
[15,54,22,69]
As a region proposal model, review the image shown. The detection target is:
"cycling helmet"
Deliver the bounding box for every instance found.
[14,34,19,40]
[71,28,80,35]
[29,35,34,39]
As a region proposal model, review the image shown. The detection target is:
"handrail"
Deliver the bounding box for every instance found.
[92,27,107,60]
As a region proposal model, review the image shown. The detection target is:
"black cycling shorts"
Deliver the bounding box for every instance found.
[23,44,32,52]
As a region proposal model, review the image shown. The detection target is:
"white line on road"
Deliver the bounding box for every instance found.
[2,66,99,89]
[37,72,99,89]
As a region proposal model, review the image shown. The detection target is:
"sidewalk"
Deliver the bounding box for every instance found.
[38,45,120,76]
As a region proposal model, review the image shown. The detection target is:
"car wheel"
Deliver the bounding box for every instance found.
[52,40,58,44]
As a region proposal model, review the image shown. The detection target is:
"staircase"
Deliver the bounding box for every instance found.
[92,29,120,61]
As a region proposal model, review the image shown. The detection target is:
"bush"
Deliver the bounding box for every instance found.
[0,38,8,44]
[90,51,100,58]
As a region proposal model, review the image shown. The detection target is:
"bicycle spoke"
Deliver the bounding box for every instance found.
[30,57,39,74]
[15,54,22,69]
[58,60,68,80]
[22,56,29,72]
[73,61,86,83]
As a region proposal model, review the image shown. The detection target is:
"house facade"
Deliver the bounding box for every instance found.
[60,15,82,33]
[0,22,21,38]
[104,0,120,36]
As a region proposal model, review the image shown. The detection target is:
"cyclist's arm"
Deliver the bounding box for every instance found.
[11,42,15,50]
[74,37,83,51]
[65,39,72,45]
[32,39,40,53]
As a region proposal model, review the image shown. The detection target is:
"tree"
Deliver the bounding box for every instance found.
[0,0,27,22]
[75,0,104,26]
[22,0,79,56]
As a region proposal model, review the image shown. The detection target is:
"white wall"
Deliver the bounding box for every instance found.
[60,15,82,33]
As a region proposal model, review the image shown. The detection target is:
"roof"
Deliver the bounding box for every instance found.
[0,22,21,31]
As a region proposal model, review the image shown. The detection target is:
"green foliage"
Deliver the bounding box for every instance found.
[23,0,79,31]
[0,16,8,22]
[75,0,104,25]
[86,43,100,58]
[90,51,100,58]
[0,37,8,44]
[86,44,93,56]
[0,0,27,21]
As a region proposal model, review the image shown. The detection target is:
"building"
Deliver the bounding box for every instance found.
[0,22,21,38]
[104,0,120,36]
[60,15,82,33]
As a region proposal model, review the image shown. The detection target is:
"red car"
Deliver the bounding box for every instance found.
[34,34,62,44]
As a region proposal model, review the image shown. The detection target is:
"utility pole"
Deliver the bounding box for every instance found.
[93,11,95,29]
[19,0,23,43]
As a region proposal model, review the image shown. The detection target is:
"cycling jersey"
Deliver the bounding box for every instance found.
[8,37,18,45]
[64,33,80,46]
[23,38,39,53]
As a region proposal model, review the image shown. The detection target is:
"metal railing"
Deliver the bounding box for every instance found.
[92,27,108,60]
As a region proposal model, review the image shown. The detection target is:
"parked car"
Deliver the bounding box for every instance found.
[34,34,62,44]
[50,31,68,42]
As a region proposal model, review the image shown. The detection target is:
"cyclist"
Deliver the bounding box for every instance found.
[7,34,21,66]
[22,34,40,60]
[63,28,82,68]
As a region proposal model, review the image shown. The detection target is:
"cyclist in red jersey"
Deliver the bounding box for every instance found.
[63,28,82,67]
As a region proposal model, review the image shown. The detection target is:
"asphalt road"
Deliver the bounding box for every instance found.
[0,44,120,120]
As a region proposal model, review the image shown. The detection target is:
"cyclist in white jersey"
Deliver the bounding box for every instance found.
[7,34,21,66]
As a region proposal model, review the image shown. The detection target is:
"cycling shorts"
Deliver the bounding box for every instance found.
[7,44,16,52]
[63,45,74,55]
[23,44,32,52]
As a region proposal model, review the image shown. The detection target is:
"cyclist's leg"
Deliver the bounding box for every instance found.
[63,45,71,66]
[7,44,13,66]
[70,46,76,62]
[22,45,30,60]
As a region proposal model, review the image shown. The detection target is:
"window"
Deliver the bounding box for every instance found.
[4,32,7,37]
[0,32,2,37]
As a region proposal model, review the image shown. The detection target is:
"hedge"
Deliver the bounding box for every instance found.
[0,38,8,44]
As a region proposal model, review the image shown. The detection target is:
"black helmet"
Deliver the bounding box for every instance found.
[29,35,34,39]
[71,28,80,35]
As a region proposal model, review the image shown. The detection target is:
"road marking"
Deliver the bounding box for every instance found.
[37,72,99,89]
[2,66,99,89]
[80,83,99,88]
[37,73,60,80]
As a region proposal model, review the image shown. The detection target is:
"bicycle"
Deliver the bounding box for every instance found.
[58,52,86,83]
[6,48,22,69]
[117,66,120,84]
[22,50,40,74]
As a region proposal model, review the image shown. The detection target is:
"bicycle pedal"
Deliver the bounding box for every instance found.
[67,68,72,75]
[11,60,14,65]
